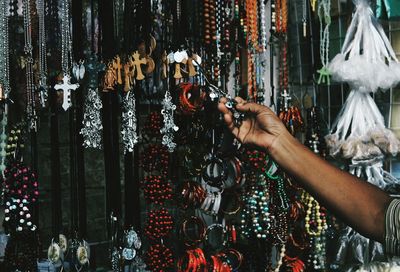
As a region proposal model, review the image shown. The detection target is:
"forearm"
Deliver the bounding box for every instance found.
[269,132,392,242]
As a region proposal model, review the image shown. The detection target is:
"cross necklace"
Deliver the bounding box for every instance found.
[54,0,79,111]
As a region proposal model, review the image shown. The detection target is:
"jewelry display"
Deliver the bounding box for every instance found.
[121,90,138,153]
[3,0,398,270]
[54,0,79,111]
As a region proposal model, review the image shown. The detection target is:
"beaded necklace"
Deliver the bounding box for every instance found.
[258,0,267,50]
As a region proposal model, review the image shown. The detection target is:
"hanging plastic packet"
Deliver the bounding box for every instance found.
[328,0,400,93]
[326,0,400,269]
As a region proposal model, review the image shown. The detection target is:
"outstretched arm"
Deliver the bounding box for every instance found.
[218,98,392,243]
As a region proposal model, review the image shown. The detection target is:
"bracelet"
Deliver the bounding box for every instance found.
[180,216,206,247]
[221,191,242,215]
[202,156,228,188]
[144,208,173,240]
[141,175,173,205]
[205,223,227,248]
[178,83,206,115]
[145,243,174,271]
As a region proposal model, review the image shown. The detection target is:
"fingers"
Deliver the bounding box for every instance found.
[217,99,231,115]
[222,112,239,137]
[235,100,270,115]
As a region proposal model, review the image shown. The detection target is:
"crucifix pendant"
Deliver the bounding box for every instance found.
[54,75,79,111]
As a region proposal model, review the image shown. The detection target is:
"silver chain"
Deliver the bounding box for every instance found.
[60,0,73,76]
[36,0,48,106]
[23,0,37,131]
[0,0,11,96]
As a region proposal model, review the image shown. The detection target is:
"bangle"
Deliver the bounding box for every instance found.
[145,243,174,271]
[205,224,227,248]
[181,216,206,246]
[144,208,173,240]
[202,156,227,188]
[178,83,206,115]
[221,191,242,215]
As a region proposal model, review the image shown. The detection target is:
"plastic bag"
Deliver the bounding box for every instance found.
[328,0,400,92]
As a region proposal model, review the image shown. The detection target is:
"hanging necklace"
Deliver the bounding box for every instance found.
[54,0,79,111]
[258,0,267,50]
[317,0,331,85]
[36,0,48,107]
[23,0,37,131]
[0,0,9,175]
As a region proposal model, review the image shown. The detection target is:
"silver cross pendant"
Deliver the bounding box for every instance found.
[54,75,80,111]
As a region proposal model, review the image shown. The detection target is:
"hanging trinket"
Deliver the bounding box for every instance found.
[54,0,79,111]
[317,0,331,84]
[122,228,141,261]
[121,91,138,153]
[72,60,86,81]
[160,89,178,152]
[131,51,147,81]
[80,88,103,149]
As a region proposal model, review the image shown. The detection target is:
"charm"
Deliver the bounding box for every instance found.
[73,60,86,81]
[225,98,245,127]
[160,90,179,152]
[54,74,80,111]
[121,91,138,153]
[113,55,123,85]
[59,234,68,253]
[317,66,331,85]
[103,62,117,91]
[123,61,134,92]
[185,54,201,77]
[76,241,90,266]
[80,88,103,149]
[47,239,61,264]
[131,51,146,80]
[161,50,169,79]
[173,50,188,79]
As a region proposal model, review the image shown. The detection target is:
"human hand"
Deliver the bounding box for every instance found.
[218,97,290,152]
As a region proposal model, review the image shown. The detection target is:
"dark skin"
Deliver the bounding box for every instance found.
[218,97,392,243]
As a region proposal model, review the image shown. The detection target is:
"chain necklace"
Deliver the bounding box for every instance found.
[36,0,47,107]
[0,0,10,99]
[0,1,9,176]
[55,0,79,111]
[23,0,37,131]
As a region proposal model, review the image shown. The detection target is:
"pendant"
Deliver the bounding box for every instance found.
[54,75,79,111]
